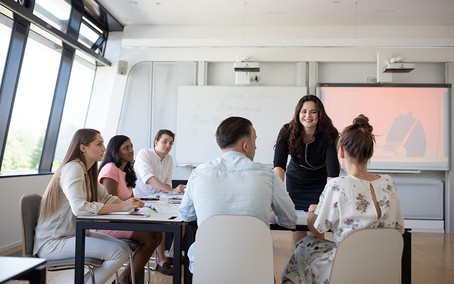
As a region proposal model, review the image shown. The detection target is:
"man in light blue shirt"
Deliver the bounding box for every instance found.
[179,116,297,272]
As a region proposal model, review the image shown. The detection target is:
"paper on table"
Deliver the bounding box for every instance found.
[296,210,309,225]
[149,203,180,214]
[106,208,135,215]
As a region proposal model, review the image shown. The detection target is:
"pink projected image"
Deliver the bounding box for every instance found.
[321,86,449,170]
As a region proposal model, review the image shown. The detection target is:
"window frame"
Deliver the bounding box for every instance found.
[0,0,122,175]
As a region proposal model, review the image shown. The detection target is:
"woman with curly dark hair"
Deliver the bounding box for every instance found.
[273,95,340,243]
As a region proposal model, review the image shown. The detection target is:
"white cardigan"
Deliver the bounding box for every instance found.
[33,159,118,256]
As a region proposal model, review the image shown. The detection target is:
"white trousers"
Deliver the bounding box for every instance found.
[38,232,130,284]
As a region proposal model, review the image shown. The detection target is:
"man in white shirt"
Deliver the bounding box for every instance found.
[134,129,185,196]
[133,129,185,275]
[179,116,298,272]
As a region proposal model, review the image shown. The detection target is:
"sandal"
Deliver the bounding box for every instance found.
[156,261,173,276]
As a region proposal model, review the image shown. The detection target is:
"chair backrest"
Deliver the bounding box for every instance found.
[193,214,274,284]
[329,228,403,284]
[19,193,42,257]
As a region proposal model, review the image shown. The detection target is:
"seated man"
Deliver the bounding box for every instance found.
[134,129,185,275]
[179,116,298,272]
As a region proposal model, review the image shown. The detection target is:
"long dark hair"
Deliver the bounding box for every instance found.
[276,95,338,157]
[99,135,137,188]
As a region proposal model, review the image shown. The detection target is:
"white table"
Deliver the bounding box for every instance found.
[0,256,46,284]
[75,196,190,284]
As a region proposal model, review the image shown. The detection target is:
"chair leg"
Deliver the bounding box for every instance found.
[147,259,151,284]
[145,258,153,284]
[115,250,135,284]
[86,265,96,284]
[149,249,158,271]
[130,250,135,284]
[144,250,157,284]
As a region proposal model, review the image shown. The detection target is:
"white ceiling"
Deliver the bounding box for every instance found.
[96,0,454,27]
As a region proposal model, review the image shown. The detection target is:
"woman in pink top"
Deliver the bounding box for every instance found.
[96,135,162,284]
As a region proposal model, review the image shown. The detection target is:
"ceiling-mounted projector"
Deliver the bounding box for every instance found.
[234,62,260,72]
[383,63,415,73]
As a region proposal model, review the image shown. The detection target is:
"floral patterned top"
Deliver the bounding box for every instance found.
[314,174,405,246]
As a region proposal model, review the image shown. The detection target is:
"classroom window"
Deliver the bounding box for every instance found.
[1,28,62,174]
[52,56,96,170]
[0,12,13,81]
[79,17,104,54]
[0,0,116,176]
[33,0,71,33]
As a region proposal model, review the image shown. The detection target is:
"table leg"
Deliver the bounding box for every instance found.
[183,223,196,284]
[173,226,182,284]
[75,224,86,284]
[402,228,411,284]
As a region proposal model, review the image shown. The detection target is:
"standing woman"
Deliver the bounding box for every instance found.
[95,135,162,284]
[273,95,339,243]
[34,129,144,284]
[281,114,404,284]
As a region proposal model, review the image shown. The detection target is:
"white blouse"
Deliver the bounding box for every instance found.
[314,174,405,245]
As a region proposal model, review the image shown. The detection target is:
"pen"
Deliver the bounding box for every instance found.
[151,206,159,213]
[141,197,160,201]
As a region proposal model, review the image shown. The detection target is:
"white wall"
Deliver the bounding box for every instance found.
[88,24,454,233]
[2,24,454,252]
[0,175,51,252]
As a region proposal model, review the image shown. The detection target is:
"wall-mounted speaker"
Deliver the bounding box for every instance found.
[117,60,128,75]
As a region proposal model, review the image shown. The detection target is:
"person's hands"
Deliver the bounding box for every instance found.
[173,184,185,194]
[308,204,317,214]
[121,197,144,211]
[307,204,319,234]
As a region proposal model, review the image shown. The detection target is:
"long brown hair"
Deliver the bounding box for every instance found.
[41,129,100,219]
[276,95,338,157]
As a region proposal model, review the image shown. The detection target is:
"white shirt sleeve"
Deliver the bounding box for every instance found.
[164,156,173,187]
[135,149,155,184]
[178,171,197,222]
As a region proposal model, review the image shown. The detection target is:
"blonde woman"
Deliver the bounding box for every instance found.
[34,129,144,284]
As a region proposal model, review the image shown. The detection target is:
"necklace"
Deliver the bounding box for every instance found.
[303,136,314,144]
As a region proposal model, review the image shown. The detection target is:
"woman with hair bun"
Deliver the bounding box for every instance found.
[281,114,405,284]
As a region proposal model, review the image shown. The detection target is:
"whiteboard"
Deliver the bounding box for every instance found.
[176,86,306,166]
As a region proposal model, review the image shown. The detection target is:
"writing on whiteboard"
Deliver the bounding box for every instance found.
[176,86,306,166]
